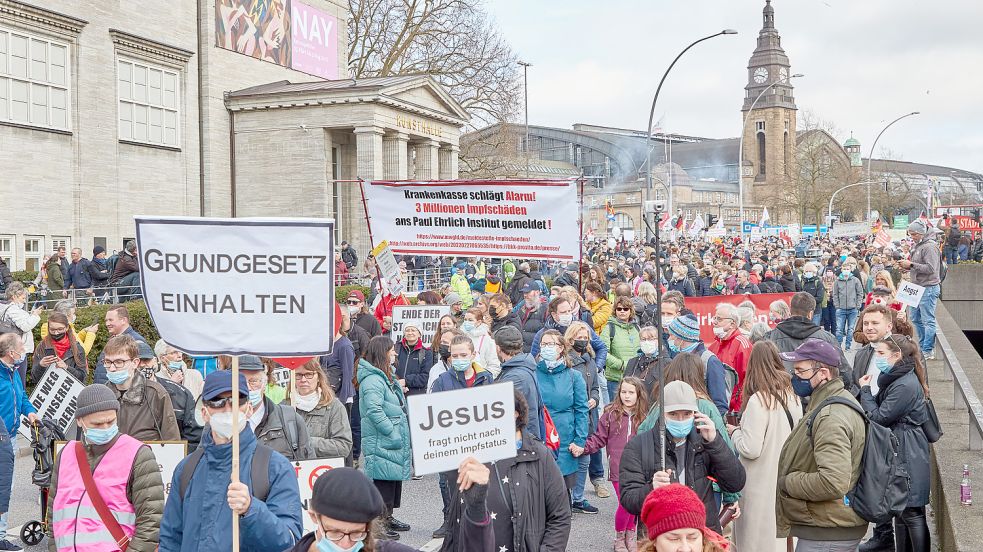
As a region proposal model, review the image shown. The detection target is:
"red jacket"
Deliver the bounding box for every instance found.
[374,293,409,331]
[709,330,752,412]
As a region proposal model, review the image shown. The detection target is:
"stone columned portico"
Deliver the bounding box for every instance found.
[225,75,469,255]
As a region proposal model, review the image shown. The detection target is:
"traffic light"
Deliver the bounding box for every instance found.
[707,214,718,227]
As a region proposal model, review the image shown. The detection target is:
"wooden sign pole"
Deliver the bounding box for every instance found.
[231,355,240,552]
[289,368,297,407]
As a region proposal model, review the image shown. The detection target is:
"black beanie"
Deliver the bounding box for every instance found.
[311,467,385,523]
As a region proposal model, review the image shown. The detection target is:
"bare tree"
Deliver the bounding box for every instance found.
[348,0,522,128]
[458,123,523,178]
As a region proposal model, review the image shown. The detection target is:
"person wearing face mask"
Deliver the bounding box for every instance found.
[461,307,502,377]
[31,312,88,384]
[357,337,413,540]
[493,326,543,438]
[832,261,864,351]
[776,339,868,550]
[531,298,609,377]
[488,294,521,335]
[160,370,303,551]
[285,460,493,552]
[289,360,353,462]
[858,335,931,552]
[393,323,434,396]
[618,381,746,535]
[799,262,826,326]
[563,321,607,508]
[135,341,201,448]
[238,355,311,461]
[46,384,164,552]
[667,315,730,418]
[40,299,98,355]
[0,333,38,550]
[536,330,589,505]
[155,339,204,398]
[102,335,180,442]
[765,293,853,386]
[623,326,669,396]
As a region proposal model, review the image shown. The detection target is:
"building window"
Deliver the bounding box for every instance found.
[118,58,179,147]
[756,121,765,132]
[51,236,69,254]
[783,132,790,176]
[0,26,70,130]
[612,212,634,232]
[23,236,42,272]
[0,235,12,268]
[757,132,766,175]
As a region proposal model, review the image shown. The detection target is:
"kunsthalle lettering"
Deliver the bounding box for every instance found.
[407,382,516,475]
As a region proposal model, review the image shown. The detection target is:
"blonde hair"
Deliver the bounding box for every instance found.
[873,270,897,295]
[562,321,593,363]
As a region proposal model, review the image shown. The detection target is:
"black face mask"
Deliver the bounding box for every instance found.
[439,344,452,361]
[49,332,67,341]
[572,339,589,354]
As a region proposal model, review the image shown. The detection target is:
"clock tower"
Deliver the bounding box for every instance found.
[741,0,797,213]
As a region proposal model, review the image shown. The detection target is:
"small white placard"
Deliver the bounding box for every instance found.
[294,457,346,532]
[896,280,926,308]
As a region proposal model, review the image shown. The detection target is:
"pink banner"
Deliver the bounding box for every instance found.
[290,1,338,79]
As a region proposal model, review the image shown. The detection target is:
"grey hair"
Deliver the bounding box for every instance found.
[749,322,771,343]
[0,333,21,357]
[736,306,755,329]
[4,281,26,300]
[519,262,530,272]
[154,339,176,357]
[715,302,738,320]
[53,299,76,315]
[770,300,791,320]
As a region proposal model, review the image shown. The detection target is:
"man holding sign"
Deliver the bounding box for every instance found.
[159,371,302,552]
[46,384,164,551]
[899,219,943,359]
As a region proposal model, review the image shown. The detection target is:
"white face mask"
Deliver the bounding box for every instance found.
[557,313,573,326]
[713,327,729,339]
[295,390,321,413]
[209,410,247,439]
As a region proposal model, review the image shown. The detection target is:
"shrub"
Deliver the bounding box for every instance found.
[335,284,371,303]
[11,270,38,284]
[31,299,160,364]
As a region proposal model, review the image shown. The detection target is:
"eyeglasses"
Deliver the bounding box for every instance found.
[245,377,266,386]
[295,372,318,381]
[615,307,631,312]
[711,316,733,324]
[203,396,247,409]
[347,300,361,306]
[105,359,135,369]
[322,528,368,543]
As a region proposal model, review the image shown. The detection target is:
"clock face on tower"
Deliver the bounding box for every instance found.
[753,67,769,84]
[779,67,789,81]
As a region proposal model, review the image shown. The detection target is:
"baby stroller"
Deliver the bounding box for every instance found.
[20,418,65,546]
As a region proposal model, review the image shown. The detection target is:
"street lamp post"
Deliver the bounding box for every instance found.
[865,111,920,220]
[643,29,737,240]
[737,73,803,236]
[518,61,532,177]
[827,180,882,233]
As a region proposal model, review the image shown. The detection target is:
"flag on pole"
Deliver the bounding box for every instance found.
[871,218,883,234]
[688,214,705,236]
[875,229,892,248]
[674,212,685,230]
[605,199,616,221]
[658,212,671,230]
[715,215,725,230]
[760,207,771,227]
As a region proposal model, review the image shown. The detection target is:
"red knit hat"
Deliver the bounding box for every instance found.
[640,484,706,540]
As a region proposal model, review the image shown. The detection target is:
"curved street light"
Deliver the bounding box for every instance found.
[865,111,920,220]
[737,73,804,235]
[643,29,738,229]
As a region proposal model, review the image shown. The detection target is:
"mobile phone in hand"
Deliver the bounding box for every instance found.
[719,505,737,528]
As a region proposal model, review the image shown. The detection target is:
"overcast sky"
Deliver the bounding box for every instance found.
[484,0,983,174]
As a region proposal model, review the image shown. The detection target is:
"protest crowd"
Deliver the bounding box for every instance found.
[0,214,953,552]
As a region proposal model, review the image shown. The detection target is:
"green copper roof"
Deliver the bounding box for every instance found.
[844,136,860,147]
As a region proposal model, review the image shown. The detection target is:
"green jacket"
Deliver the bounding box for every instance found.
[637,397,741,504]
[450,273,474,309]
[264,383,286,404]
[298,397,353,460]
[45,259,64,291]
[356,359,412,482]
[502,260,516,287]
[600,319,640,382]
[776,379,867,540]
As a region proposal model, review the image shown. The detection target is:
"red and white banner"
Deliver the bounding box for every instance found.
[684,293,794,343]
[362,180,580,260]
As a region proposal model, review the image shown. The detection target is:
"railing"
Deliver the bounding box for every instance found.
[936,328,983,450]
[26,284,144,308]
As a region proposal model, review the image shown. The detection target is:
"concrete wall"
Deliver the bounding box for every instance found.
[941,264,983,331]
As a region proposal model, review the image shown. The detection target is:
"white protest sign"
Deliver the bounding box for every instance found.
[896,280,926,308]
[407,382,516,475]
[371,240,405,297]
[273,367,291,389]
[294,457,345,533]
[831,221,870,238]
[135,217,335,356]
[390,305,451,344]
[363,180,580,261]
[55,441,187,499]
[20,369,83,439]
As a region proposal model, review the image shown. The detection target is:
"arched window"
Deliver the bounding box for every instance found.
[612,212,635,233]
[757,132,766,175]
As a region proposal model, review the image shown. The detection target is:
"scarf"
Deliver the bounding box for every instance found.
[51,333,72,358]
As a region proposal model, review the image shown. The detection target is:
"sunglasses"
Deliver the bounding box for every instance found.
[347,300,361,305]
[203,396,248,409]
[615,307,631,312]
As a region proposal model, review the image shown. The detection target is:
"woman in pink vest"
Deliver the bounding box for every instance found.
[46,384,164,551]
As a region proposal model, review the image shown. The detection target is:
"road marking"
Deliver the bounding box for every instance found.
[420,538,444,552]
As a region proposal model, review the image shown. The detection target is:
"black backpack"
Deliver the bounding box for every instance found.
[637,304,659,329]
[806,396,909,523]
[178,444,273,502]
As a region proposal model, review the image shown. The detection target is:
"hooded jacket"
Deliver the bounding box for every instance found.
[587,296,613,334]
[505,269,533,306]
[495,353,542,438]
[490,309,522,335]
[583,408,638,483]
[909,232,942,286]
[46,435,163,552]
[109,372,181,442]
[765,317,855,390]
[776,379,867,541]
[395,338,435,395]
[759,277,784,294]
[800,274,826,306]
[832,274,864,310]
[356,359,412,482]
[600,318,641,383]
[159,427,303,552]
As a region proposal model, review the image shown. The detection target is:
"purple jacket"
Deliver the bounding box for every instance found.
[583,408,638,482]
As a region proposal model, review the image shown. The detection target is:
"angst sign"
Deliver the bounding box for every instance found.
[20,368,83,439]
[55,441,187,499]
[294,458,345,533]
[362,180,580,261]
[390,305,451,344]
[135,217,335,356]
[407,382,516,476]
[896,281,926,308]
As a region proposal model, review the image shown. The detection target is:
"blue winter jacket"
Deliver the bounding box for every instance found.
[0,360,35,438]
[0,417,12,514]
[431,362,494,393]
[495,353,543,439]
[356,359,412,482]
[66,258,93,289]
[530,317,608,373]
[535,360,588,476]
[159,426,302,552]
